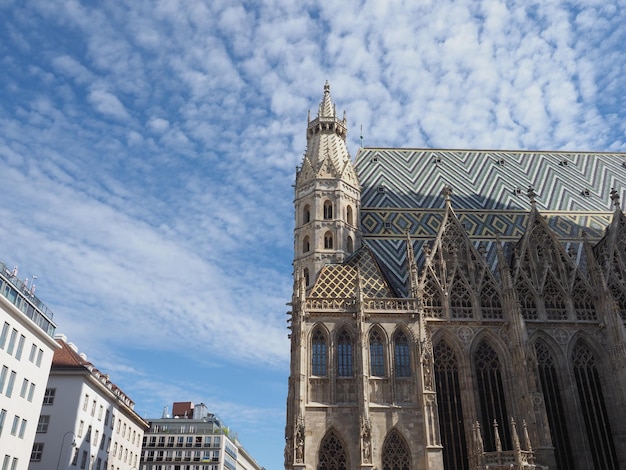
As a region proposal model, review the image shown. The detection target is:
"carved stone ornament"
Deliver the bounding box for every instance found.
[361,419,372,464]
[457,326,474,344]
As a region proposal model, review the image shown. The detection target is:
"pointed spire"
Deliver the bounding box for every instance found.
[318,80,334,118]
[406,229,419,298]
[493,419,502,452]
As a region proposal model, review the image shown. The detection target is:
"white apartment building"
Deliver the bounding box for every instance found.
[0,262,58,470]
[29,336,149,470]
[140,402,264,470]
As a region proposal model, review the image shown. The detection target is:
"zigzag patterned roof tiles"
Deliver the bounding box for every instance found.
[354,148,626,294]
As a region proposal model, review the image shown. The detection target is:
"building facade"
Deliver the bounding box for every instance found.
[30,335,149,470]
[139,401,264,470]
[0,262,58,470]
[285,84,626,469]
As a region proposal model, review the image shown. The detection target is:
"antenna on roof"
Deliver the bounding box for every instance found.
[360,125,364,148]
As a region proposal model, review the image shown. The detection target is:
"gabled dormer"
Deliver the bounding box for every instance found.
[418,186,503,320]
[293,82,361,289]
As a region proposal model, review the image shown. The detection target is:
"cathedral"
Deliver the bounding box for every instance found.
[284,83,626,470]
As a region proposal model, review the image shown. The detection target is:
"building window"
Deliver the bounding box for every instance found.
[475,342,510,451]
[324,231,333,249]
[346,236,353,254]
[0,409,6,436]
[572,340,619,469]
[91,400,97,416]
[369,330,385,377]
[36,415,49,433]
[323,200,333,219]
[303,236,310,253]
[434,341,468,470]
[30,443,44,462]
[80,451,88,469]
[43,388,55,405]
[36,348,43,367]
[346,206,353,225]
[311,329,327,376]
[0,322,9,349]
[71,448,78,466]
[394,331,411,377]
[19,379,28,398]
[15,335,25,360]
[5,371,16,397]
[304,268,310,287]
[381,430,411,470]
[78,420,84,438]
[6,329,17,355]
[10,415,19,435]
[303,205,310,224]
[0,366,7,395]
[535,340,574,469]
[27,383,35,402]
[86,426,92,442]
[18,419,26,438]
[318,431,347,469]
[337,330,353,377]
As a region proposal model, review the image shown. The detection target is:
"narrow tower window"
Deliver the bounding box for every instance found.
[369,329,385,377]
[394,331,411,377]
[337,330,353,377]
[324,232,333,249]
[303,205,311,224]
[346,206,353,225]
[323,200,333,219]
[347,236,354,254]
[303,236,310,253]
[311,329,327,376]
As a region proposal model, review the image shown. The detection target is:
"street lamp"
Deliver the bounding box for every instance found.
[56,431,76,470]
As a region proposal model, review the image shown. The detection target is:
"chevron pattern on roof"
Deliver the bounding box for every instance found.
[354,148,626,290]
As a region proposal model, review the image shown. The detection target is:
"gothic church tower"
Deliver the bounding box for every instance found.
[293,81,360,288]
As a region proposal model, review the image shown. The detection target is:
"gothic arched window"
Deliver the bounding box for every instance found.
[311,329,327,376]
[535,340,574,469]
[572,340,618,469]
[480,281,502,319]
[517,277,538,320]
[346,206,353,225]
[381,430,410,470]
[449,281,473,319]
[303,236,310,253]
[543,274,567,320]
[369,329,385,377]
[318,431,347,470]
[346,236,354,254]
[337,330,353,377]
[323,200,333,220]
[434,341,468,470]
[303,204,311,224]
[394,331,411,377]
[474,342,510,451]
[324,232,333,249]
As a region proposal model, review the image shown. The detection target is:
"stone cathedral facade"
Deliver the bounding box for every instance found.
[285,83,626,470]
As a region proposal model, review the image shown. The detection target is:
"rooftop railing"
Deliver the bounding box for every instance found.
[0,261,56,337]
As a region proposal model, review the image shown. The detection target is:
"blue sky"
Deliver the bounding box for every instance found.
[1,1,626,468]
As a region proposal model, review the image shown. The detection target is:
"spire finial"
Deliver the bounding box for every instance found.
[442,185,453,204]
[324,80,330,94]
[610,187,620,207]
[527,185,537,205]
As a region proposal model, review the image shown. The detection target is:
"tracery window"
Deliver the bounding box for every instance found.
[311,329,327,376]
[381,430,410,470]
[324,232,333,249]
[318,431,347,470]
[474,342,511,451]
[535,341,574,469]
[434,341,468,470]
[449,281,473,319]
[543,275,567,320]
[423,274,443,319]
[394,331,411,377]
[369,330,385,377]
[480,281,503,319]
[572,341,618,469]
[337,330,353,377]
[323,200,333,220]
[517,278,538,320]
[572,277,596,321]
